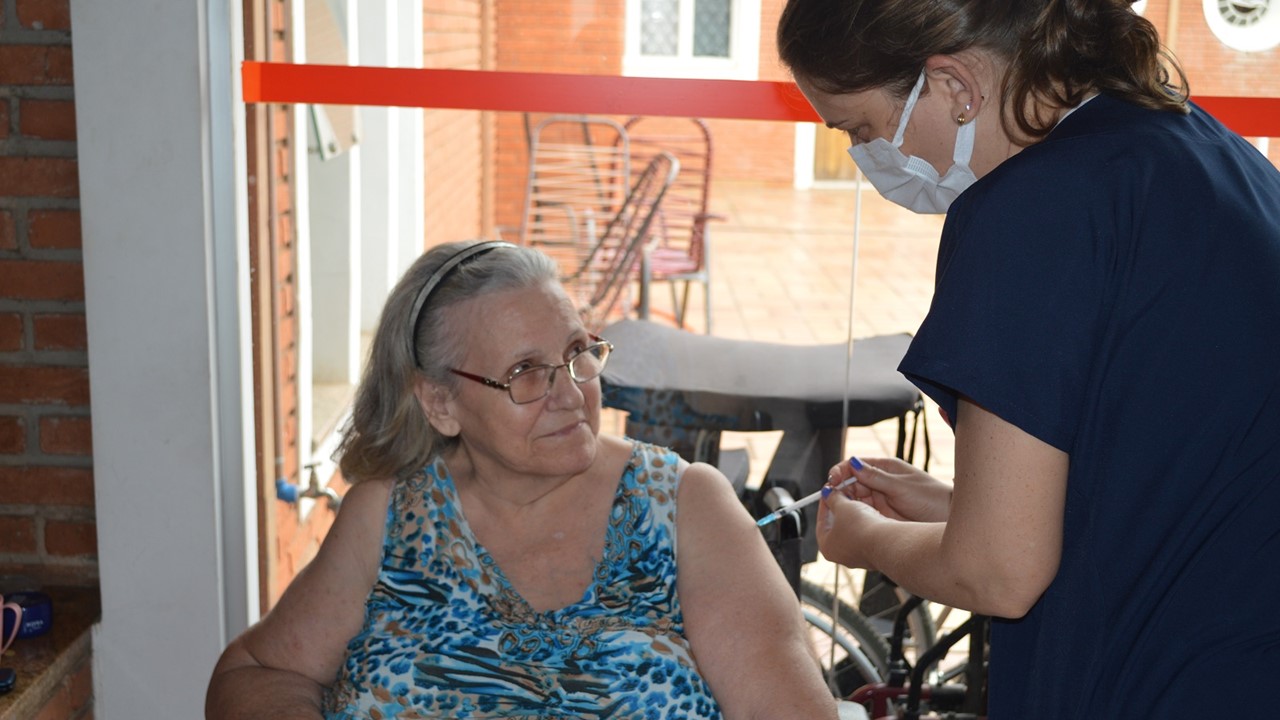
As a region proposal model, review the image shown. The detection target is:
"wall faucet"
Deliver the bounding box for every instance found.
[275,460,342,511]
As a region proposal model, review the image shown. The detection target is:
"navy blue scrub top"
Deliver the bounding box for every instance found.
[900,93,1280,717]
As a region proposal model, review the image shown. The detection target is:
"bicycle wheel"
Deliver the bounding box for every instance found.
[841,567,939,665]
[799,579,891,698]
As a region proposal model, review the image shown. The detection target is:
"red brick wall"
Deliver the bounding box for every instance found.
[492,0,628,232]
[424,0,488,246]
[249,0,344,607]
[424,108,486,244]
[486,0,798,225]
[0,0,96,588]
[707,0,793,183]
[266,80,302,565]
[1171,3,1279,96]
[1164,2,1280,165]
[270,483,340,601]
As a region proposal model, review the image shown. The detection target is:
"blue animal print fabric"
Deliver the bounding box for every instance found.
[323,442,723,719]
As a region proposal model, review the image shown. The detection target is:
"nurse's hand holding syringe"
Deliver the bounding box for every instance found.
[757,456,864,528]
[822,456,954,524]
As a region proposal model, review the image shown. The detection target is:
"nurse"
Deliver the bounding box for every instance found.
[777,0,1280,716]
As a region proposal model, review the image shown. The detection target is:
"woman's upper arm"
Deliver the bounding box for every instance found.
[222,477,392,685]
[676,463,836,720]
[945,398,1069,616]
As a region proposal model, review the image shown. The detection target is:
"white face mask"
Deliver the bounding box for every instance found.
[847,72,978,214]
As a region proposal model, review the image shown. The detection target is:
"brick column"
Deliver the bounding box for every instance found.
[0,0,96,585]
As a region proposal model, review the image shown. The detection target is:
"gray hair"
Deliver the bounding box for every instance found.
[337,241,561,482]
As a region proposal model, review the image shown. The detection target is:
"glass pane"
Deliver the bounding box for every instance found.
[693,0,731,57]
[641,0,679,56]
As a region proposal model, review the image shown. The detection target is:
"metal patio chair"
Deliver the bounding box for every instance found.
[513,115,631,279]
[564,151,680,333]
[622,116,725,333]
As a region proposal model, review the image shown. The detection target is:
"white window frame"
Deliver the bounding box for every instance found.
[295,0,425,514]
[623,0,761,80]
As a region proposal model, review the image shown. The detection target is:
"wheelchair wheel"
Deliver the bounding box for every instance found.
[849,568,940,667]
[799,579,891,698]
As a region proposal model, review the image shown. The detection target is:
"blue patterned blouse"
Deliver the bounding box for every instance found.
[323,441,723,719]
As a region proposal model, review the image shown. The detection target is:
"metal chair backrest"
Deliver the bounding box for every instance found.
[622,116,716,271]
[621,116,722,331]
[517,115,630,276]
[565,151,680,332]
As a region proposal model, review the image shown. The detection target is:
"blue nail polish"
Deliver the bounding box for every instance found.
[821,486,833,499]
[849,456,864,470]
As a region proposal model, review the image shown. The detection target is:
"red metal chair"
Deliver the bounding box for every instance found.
[622,116,725,333]
[564,151,680,333]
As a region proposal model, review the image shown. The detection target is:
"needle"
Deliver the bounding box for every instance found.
[756,457,862,528]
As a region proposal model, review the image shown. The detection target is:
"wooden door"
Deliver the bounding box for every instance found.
[814,126,858,181]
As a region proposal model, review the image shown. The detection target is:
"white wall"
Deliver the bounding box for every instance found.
[70,0,255,716]
[358,1,399,331]
[358,0,426,332]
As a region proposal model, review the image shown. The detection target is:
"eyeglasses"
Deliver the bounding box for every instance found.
[449,339,614,405]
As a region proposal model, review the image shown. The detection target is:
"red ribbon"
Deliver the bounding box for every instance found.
[242,62,1279,137]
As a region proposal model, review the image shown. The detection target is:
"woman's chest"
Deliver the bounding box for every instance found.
[480,521,608,612]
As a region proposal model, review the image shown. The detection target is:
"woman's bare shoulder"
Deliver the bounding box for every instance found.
[342,476,395,513]
[320,476,396,572]
[595,433,639,471]
[678,460,736,499]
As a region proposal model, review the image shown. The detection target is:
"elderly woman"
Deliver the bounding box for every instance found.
[206,241,837,720]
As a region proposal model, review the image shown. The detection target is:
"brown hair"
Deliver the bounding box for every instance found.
[335,241,560,483]
[777,0,1188,141]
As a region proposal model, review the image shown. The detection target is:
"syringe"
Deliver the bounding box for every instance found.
[756,457,863,528]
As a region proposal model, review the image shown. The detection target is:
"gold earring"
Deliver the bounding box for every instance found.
[956,102,972,126]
